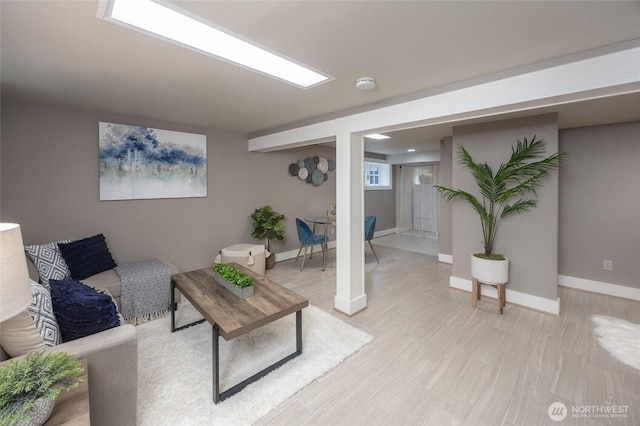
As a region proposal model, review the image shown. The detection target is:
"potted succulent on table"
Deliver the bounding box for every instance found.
[250,205,286,269]
[213,262,254,299]
[435,136,566,285]
[0,351,83,426]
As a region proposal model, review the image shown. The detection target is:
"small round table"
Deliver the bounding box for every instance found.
[304,216,335,271]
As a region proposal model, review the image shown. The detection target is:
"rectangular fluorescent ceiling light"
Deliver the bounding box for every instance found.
[97,0,332,88]
[365,134,391,140]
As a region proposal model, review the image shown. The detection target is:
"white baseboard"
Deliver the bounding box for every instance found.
[449,276,560,315]
[438,253,453,264]
[275,227,396,262]
[558,275,640,301]
[374,227,397,238]
[334,293,368,316]
[275,241,337,262]
[274,248,296,262]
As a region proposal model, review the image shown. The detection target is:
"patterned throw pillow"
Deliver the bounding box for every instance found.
[24,240,73,286]
[27,280,61,346]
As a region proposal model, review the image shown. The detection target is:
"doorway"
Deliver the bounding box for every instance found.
[376,163,441,256]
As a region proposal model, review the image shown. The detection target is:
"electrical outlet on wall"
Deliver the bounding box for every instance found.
[603,259,613,271]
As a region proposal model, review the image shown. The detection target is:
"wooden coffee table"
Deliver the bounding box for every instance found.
[170,263,308,403]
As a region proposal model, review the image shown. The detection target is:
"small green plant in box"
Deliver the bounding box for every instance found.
[0,351,83,426]
[213,263,253,288]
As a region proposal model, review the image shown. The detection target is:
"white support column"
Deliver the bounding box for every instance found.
[334,132,367,315]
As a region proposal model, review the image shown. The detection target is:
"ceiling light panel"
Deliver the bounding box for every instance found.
[365,134,391,140]
[97,0,332,88]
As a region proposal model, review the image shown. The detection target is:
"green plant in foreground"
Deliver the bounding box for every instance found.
[213,263,254,288]
[0,351,83,425]
[435,136,567,258]
[250,205,285,252]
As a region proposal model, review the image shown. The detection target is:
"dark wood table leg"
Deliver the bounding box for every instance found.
[213,309,304,404]
[212,324,220,403]
[171,280,176,332]
[296,309,302,353]
[171,279,205,333]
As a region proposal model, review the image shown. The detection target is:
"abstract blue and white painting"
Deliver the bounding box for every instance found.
[99,122,207,200]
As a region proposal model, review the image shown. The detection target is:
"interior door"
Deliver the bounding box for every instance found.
[412,183,439,238]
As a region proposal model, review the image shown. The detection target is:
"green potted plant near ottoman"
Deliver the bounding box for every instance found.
[250,205,286,269]
[0,351,83,426]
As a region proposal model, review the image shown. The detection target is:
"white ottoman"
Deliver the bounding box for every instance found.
[215,244,266,276]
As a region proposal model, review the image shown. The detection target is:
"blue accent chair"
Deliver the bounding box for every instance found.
[295,218,330,271]
[365,215,380,264]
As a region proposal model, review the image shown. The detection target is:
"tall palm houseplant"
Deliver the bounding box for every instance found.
[435,136,566,283]
[250,205,285,269]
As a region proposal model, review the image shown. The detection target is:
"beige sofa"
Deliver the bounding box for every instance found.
[0,258,180,426]
[1,323,138,426]
[25,256,181,310]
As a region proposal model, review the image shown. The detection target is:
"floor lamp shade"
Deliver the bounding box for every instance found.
[0,223,32,322]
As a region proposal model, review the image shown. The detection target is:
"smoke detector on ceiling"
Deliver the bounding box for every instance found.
[356,77,376,91]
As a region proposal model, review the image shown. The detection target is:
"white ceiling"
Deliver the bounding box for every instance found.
[2,1,639,155]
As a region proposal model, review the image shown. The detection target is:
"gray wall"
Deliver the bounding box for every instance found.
[558,121,640,289]
[438,137,453,255]
[363,153,396,232]
[451,114,559,300]
[364,187,396,231]
[0,98,336,272]
[438,119,639,294]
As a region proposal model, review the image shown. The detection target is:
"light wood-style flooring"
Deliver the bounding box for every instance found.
[256,244,640,426]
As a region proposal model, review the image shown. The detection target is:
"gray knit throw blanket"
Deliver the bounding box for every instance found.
[116,259,172,325]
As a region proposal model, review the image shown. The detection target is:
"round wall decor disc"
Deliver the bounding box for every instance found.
[304,157,316,172]
[318,157,328,172]
[311,169,324,186]
[297,167,308,180]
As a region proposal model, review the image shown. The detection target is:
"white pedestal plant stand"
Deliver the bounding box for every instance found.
[471,254,509,314]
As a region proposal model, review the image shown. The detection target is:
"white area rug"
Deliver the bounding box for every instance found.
[136,302,373,425]
[591,314,640,371]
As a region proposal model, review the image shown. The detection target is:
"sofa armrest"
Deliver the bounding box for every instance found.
[50,325,138,426]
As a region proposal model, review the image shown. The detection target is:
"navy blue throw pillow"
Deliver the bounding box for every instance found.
[50,278,120,342]
[58,234,117,280]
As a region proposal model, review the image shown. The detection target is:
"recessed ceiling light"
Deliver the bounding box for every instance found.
[407,148,416,152]
[365,134,390,140]
[97,0,332,89]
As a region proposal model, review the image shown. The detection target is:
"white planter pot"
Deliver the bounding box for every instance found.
[471,254,509,285]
